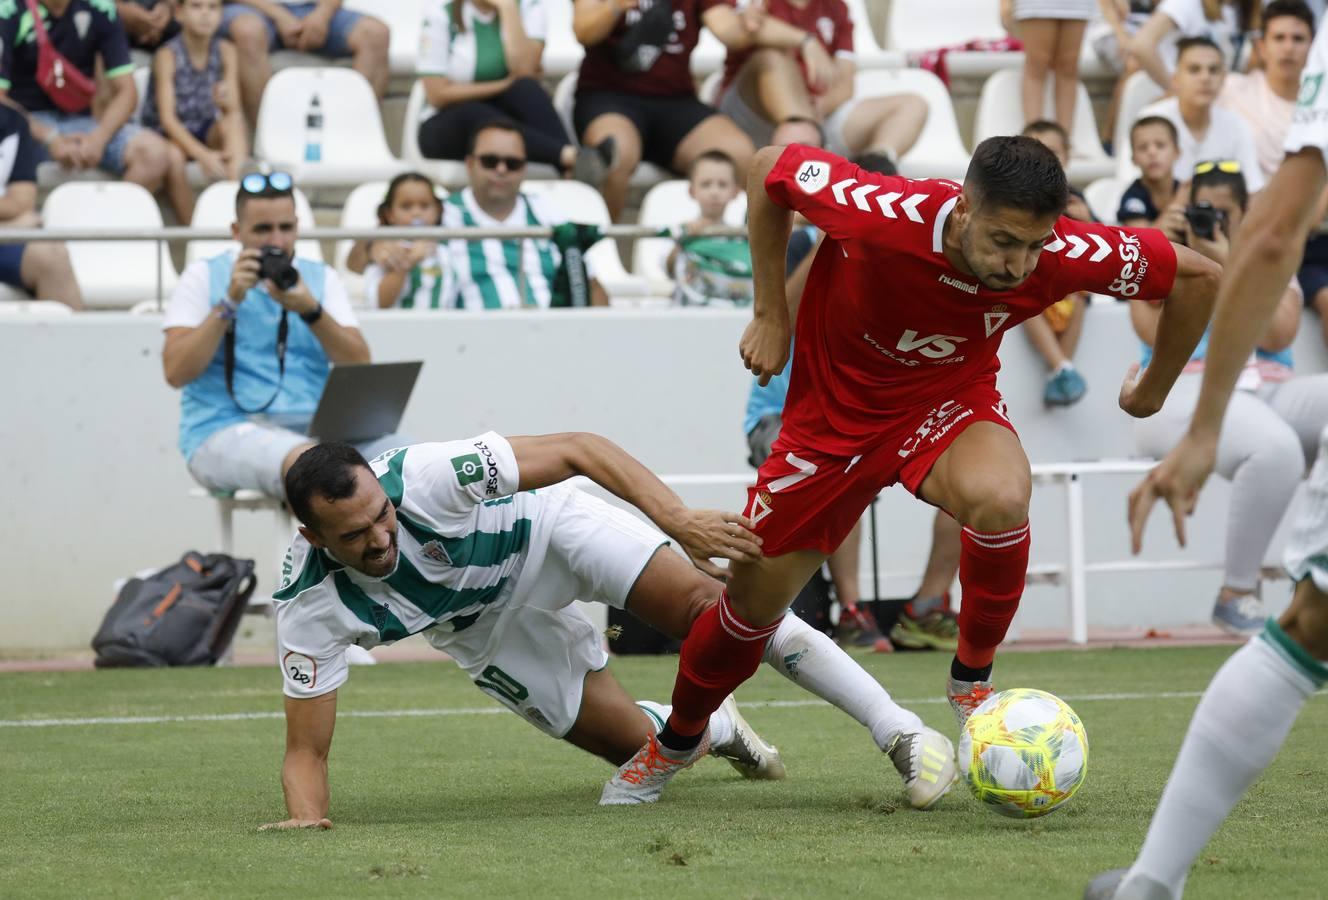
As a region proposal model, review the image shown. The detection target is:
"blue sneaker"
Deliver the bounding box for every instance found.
[1212,593,1263,637]
[1044,366,1087,407]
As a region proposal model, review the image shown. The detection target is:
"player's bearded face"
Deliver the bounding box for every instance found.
[308,471,401,577]
[959,205,1060,291]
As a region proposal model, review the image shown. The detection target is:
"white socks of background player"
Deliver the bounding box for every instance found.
[1124,620,1325,898]
[637,700,735,749]
[762,612,924,751]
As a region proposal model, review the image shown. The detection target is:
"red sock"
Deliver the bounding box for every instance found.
[956,522,1030,670]
[666,590,783,736]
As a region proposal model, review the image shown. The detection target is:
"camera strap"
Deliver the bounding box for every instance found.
[223,308,289,415]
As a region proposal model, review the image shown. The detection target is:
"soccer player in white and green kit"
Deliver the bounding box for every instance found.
[261,431,954,829]
[1086,21,1328,900]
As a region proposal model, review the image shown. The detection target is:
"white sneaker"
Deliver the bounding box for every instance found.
[887,726,958,809]
[710,695,786,780]
[946,675,994,731]
[600,730,712,806]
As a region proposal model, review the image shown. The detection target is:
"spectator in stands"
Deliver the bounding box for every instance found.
[715,0,927,167]
[1133,161,1328,636]
[1218,0,1314,184]
[1137,36,1265,191]
[417,0,611,185]
[573,0,828,221]
[221,1,390,127]
[1010,0,1093,131]
[363,172,449,310]
[143,0,249,183]
[1117,115,1186,242]
[442,122,608,308]
[119,0,180,52]
[666,150,750,307]
[0,100,81,309]
[1088,0,1156,146]
[161,172,401,498]
[1129,0,1260,88]
[0,0,193,223]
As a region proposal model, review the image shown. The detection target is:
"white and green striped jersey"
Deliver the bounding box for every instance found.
[362,250,452,310]
[442,189,566,310]
[274,433,544,699]
[417,0,547,88]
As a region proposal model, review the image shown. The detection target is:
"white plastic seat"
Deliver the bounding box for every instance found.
[1083,177,1124,225]
[343,0,424,75]
[0,298,72,314]
[519,180,649,298]
[41,182,178,309]
[254,67,407,186]
[842,0,907,68]
[885,0,1006,53]
[856,68,971,180]
[186,180,322,264]
[542,0,585,77]
[551,72,670,188]
[973,68,1115,185]
[1112,70,1166,182]
[632,180,747,295]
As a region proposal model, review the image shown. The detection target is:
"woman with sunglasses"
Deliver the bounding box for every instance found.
[417,0,612,185]
[1131,159,1328,635]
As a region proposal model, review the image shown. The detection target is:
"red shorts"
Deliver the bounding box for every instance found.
[746,379,1017,556]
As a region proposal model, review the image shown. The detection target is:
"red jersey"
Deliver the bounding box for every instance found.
[578,0,732,98]
[721,0,854,94]
[765,144,1180,457]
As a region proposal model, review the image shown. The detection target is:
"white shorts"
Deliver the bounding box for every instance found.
[1284,426,1328,594]
[1285,31,1328,160]
[717,85,862,158]
[423,488,667,737]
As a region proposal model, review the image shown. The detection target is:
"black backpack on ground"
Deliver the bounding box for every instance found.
[92,552,257,668]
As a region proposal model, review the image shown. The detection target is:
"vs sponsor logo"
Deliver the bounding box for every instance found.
[896,329,968,359]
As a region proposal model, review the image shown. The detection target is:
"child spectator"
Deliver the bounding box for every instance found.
[1021,120,1091,406]
[667,150,750,307]
[362,173,450,310]
[143,0,248,182]
[1118,115,1187,242]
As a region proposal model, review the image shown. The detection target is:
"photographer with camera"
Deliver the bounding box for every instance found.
[1131,159,1328,636]
[162,172,403,499]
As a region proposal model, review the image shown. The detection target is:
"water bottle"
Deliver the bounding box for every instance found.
[303,95,323,163]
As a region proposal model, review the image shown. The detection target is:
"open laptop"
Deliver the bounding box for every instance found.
[307,361,423,444]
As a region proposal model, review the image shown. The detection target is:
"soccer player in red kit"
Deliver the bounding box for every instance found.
[600,135,1222,806]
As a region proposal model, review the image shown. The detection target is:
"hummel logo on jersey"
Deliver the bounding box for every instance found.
[938,274,978,294]
[831,178,928,222]
[796,160,829,194]
[452,452,485,486]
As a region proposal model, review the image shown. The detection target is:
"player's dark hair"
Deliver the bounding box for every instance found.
[285,442,374,529]
[964,135,1069,218]
[853,151,898,177]
[1130,115,1179,148]
[1175,35,1223,63]
[466,121,526,157]
[1263,0,1315,36]
[689,149,739,181]
[1190,162,1249,211]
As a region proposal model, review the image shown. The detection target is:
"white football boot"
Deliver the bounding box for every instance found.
[709,695,786,780]
[600,729,712,806]
[886,726,958,809]
[947,675,995,731]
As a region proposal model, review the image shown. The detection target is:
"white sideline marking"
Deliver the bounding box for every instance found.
[0,690,1229,730]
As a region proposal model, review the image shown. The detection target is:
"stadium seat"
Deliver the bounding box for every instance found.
[632,179,748,296]
[1084,177,1124,226]
[41,182,178,309]
[542,0,586,77]
[186,181,323,265]
[343,0,424,76]
[973,69,1115,185]
[519,180,650,298]
[885,0,1006,53]
[842,0,907,68]
[1112,70,1166,182]
[855,68,971,181]
[254,68,408,187]
[0,298,72,314]
[551,73,670,188]
[400,80,560,188]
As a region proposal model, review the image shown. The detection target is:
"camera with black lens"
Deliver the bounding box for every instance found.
[258,245,299,291]
[1183,201,1227,242]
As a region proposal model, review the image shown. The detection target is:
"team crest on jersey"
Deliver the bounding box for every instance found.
[795,160,829,195]
[1300,72,1323,107]
[749,489,774,525]
[420,540,452,565]
[984,304,1010,337]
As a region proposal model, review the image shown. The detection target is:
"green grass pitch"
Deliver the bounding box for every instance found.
[3,646,1327,898]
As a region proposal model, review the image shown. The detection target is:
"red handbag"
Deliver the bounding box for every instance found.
[24,0,97,114]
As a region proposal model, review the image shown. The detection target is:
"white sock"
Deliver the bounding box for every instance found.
[762,613,923,750]
[1126,622,1323,897]
[636,699,734,748]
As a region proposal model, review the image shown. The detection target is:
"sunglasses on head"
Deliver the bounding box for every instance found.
[476,154,527,172]
[240,171,294,195]
[1193,159,1241,176]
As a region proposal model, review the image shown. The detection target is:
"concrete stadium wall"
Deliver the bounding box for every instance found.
[3,304,1325,654]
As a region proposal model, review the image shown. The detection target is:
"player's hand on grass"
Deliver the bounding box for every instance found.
[1117,362,1163,419]
[258,817,332,832]
[1127,430,1218,554]
[670,509,763,580]
[740,315,790,386]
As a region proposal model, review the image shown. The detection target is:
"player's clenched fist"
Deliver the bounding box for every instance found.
[740,315,790,386]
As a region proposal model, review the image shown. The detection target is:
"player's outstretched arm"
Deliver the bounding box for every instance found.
[741,145,795,386]
[260,691,338,831]
[1118,243,1220,419]
[508,432,763,579]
